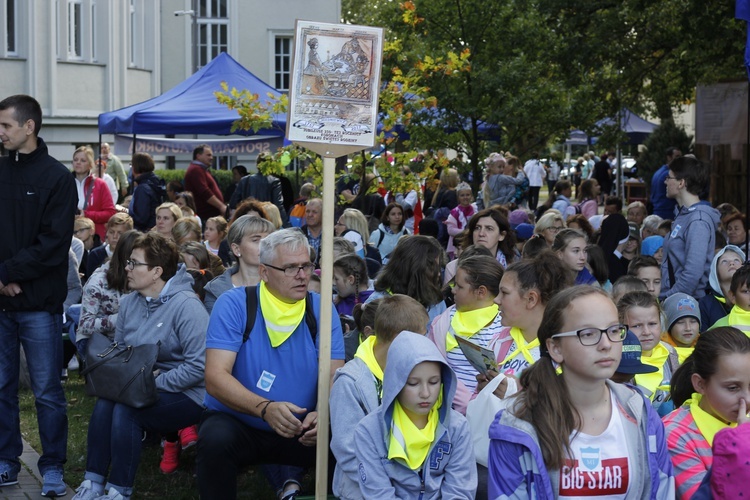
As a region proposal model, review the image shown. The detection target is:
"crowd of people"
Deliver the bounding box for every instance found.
[2,93,750,500]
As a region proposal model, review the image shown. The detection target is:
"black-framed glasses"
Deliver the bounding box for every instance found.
[125,259,150,271]
[73,228,90,235]
[262,262,315,277]
[666,175,680,181]
[551,324,627,346]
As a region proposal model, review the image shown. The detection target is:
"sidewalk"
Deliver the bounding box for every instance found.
[0,440,74,499]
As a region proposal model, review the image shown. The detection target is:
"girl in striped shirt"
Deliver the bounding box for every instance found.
[663,327,750,499]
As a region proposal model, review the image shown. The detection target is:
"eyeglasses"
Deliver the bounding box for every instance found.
[546,226,564,233]
[73,228,90,235]
[551,324,627,346]
[125,259,150,271]
[335,221,346,226]
[262,262,315,277]
[666,175,680,181]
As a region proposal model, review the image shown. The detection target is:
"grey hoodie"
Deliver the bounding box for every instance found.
[354,332,477,499]
[660,202,720,300]
[115,265,208,406]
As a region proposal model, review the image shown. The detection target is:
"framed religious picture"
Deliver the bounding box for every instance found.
[287,20,384,155]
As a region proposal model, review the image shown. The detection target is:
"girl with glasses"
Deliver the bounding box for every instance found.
[488,285,675,499]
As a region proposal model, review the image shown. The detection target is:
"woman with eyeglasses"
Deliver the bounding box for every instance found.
[487,285,675,499]
[533,211,566,247]
[72,232,210,499]
[204,215,276,315]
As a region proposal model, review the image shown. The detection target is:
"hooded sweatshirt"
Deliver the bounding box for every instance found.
[660,203,720,300]
[698,245,745,329]
[115,265,208,406]
[330,347,385,499]
[488,381,675,499]
[354,332,477,499]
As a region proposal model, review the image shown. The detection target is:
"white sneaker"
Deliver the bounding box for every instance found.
[72,480,101,500]
[95,487,129,500]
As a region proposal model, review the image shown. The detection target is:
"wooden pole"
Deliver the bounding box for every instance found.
[314,155,336,499]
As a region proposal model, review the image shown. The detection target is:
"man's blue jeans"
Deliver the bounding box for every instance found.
[0,311,67,474]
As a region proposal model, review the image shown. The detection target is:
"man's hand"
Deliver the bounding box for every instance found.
[298,411,318,447]
[0,283,22,297]
[264,401,306,439]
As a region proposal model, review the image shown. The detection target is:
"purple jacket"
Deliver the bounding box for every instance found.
[488,381,674,499]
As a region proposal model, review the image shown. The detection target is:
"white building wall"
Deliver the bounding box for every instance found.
[2,0,340,168]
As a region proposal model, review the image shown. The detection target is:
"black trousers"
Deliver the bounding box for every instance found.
[196,410,317,500]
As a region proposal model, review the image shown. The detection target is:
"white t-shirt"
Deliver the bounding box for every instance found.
[558,391,631,499]
[523,159,545,187]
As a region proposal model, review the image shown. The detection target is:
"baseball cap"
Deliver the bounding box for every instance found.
[662,293,701,332]
[514,223,535,241]
[628,222,641,241]
[615,330,659,375]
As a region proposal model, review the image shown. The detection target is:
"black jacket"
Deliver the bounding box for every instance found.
[0,138,78,313]
[229,173,288,224]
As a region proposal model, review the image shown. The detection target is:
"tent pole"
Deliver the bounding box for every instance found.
[746,80,749,260]
[97,134,103,178]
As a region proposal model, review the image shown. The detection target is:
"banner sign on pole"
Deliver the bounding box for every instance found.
[287,20,384,154]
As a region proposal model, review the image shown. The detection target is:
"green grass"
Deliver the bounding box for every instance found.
[19,375,299,499]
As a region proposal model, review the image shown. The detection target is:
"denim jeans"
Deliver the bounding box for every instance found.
[84,392,203,496]
[0,311,67,474]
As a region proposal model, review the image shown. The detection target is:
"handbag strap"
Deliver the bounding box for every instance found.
[80,343,129,376]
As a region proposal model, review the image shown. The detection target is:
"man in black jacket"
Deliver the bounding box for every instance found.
[228,153,288,225]
[0,95,77,496]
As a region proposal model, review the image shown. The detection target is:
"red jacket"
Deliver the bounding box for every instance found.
[79,174,117,240]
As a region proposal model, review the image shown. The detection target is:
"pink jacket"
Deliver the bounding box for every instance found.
[710,424,750,498]
[80,175,117,240]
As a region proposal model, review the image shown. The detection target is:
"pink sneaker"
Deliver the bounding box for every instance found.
[160,440,180,474]
[178,425,199,449]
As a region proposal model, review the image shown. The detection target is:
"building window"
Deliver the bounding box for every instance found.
[5,0,16,55]
[196,0,227,68]
[67,0,82,59]
[274,36,291,91]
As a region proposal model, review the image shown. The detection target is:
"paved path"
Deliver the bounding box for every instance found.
[0,440,74,499]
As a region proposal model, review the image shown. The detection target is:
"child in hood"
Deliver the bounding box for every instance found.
[354,331,477,499]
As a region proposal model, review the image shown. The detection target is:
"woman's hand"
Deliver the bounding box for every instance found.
[475,369,498,393]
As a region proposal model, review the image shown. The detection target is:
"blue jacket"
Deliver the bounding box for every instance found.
[354,332,477,499]
[488,381,674,499]
[129,172,165,231]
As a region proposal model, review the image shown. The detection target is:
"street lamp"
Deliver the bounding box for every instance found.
[174,9,197,74]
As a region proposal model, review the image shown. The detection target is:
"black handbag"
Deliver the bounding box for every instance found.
[80,332,160,408]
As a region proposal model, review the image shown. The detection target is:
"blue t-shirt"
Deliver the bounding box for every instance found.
[204,287,345,431]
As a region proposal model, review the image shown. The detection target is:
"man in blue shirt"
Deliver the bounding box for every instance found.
[197,229,345,499]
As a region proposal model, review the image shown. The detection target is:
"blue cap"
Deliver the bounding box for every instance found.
[616,330,659,375]
[515,223,535,241]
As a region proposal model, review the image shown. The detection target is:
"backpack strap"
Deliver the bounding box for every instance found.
[377,229,385,248]
[243,285,317,344]
[243,285,259,343]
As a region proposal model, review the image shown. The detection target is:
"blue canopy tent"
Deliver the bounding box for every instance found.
[98,52,286,137]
